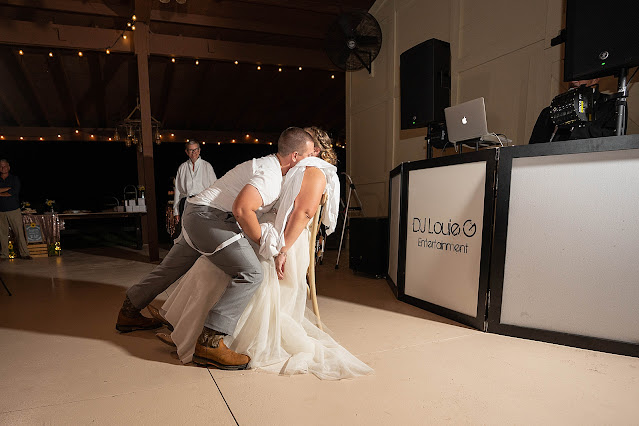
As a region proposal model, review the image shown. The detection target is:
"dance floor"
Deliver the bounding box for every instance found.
[1,246,637,424]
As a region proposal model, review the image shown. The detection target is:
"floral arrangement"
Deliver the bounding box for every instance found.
[45,199,56,212]
[21,201,31,209]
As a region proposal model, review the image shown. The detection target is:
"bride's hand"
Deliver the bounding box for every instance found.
[275,252,287,279]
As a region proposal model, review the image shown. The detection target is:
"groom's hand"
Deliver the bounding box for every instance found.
[275,252,287,279]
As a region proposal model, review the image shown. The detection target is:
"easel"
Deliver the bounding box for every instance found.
[335,173,364,269]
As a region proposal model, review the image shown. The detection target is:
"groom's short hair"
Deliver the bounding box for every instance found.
[277,127,313,156]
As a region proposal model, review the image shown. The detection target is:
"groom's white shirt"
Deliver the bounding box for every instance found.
[188,154,282,214]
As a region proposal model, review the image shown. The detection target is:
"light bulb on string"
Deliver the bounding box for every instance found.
[123,35,127,40]
[18,50,24,55]
[78,51,83,57]
[131,25,136,31]
[234,60,239,65]
[195,59,199,65]
[106,49,110,54]
[132,15,137,21]
[49,52,53,57]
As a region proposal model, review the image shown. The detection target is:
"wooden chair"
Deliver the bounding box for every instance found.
[307,193,327,331]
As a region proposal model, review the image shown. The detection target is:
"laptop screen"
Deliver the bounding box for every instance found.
[444,98,488,143]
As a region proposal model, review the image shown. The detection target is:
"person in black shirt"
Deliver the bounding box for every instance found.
[0,159,31,260]
[529,78,618,144]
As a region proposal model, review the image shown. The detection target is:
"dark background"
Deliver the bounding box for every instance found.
[0,140,345,243]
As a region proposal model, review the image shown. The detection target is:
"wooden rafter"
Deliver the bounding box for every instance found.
[47,51,80,127]
[155,62,174,125]
[184,61,213,129]
[77,54,128,121]
[2,47,50,126]
[86,52,106,128]
[0,19,335,69]
[0,89,21,126]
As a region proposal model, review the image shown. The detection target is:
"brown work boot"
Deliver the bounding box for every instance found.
[147,304,174,331]
[193,327,250,370]
[115,295,163,333]
[155,332,176,347]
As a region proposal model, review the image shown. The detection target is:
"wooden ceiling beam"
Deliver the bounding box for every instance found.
[149,10,325,40]
[0,0,125,17]
[77,54,128,117]
[0,89,22,126]
[0,19,335,69]
[87,51,107,128]
[156,62,175,125]
[1,47,50,126]
[48,52,81,127]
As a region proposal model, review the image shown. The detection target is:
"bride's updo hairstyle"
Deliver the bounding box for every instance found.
[304,126,338,166]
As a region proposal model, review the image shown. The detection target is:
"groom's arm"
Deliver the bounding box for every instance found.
[232,184,264,244]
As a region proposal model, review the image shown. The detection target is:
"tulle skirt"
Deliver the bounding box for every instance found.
[162,227,373,380]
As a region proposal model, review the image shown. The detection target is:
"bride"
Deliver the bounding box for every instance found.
[155,127,373,380]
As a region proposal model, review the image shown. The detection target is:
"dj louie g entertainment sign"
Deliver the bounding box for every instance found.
[404,161,487,317]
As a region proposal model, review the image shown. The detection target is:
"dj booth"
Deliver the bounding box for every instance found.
[388,134,639,357]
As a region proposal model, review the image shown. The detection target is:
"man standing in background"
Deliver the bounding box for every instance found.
[173,141,217,232]
[0,159,31,260]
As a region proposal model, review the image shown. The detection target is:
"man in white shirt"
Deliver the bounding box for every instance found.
[116,127,316,370]
[173,141,217,224]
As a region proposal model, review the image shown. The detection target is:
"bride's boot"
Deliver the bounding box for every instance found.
[193,326,250,370]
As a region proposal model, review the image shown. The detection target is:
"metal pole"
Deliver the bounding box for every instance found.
[615,67,628,136]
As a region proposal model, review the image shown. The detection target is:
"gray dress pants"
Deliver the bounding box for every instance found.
[126,203,263,335]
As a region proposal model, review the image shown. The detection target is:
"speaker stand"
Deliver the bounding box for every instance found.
[335,173,364,269]
[615,67,629,136]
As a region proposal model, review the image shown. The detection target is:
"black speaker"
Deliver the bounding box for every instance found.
[349,217,388,276]
[400,39,451,129]
[564,0,639,81]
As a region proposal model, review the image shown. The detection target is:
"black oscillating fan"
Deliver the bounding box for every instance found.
[325,11,382,73]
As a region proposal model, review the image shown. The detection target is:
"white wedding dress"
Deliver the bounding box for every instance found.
[161,158,373,380]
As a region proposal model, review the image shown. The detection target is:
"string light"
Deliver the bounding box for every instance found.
[19,137,23,140]
[171,58,176,63]
[278,67,282,72]
[123,35,127,40]
[254,138,259,142]
[131,25,136,31]
[231,139,236,143]
[257,65,261,70]
[268,142,272,145]
[39,137,44,141]
[171,133,175,137]
[331,74,335,79]
[108,137,112,141]
[217,142,221,145]
[245,134,250,138]
[195,59,199,65]
[49,52,53,57]
[234,60,239,65]
[57,134,61,138]
[0,136,4,139]
[75,130,79,134]
[106,49,110,54]
[90,134,94,138]
[78,51,83,57]
[299,66,302,71]
[202,141,206,145]
[127,22,132,27]
[132,15,137,21]
[18,50,23,55]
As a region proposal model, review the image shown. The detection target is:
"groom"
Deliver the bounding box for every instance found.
[116,127,316,370]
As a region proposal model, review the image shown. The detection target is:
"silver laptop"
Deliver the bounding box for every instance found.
[444,97,489,144]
